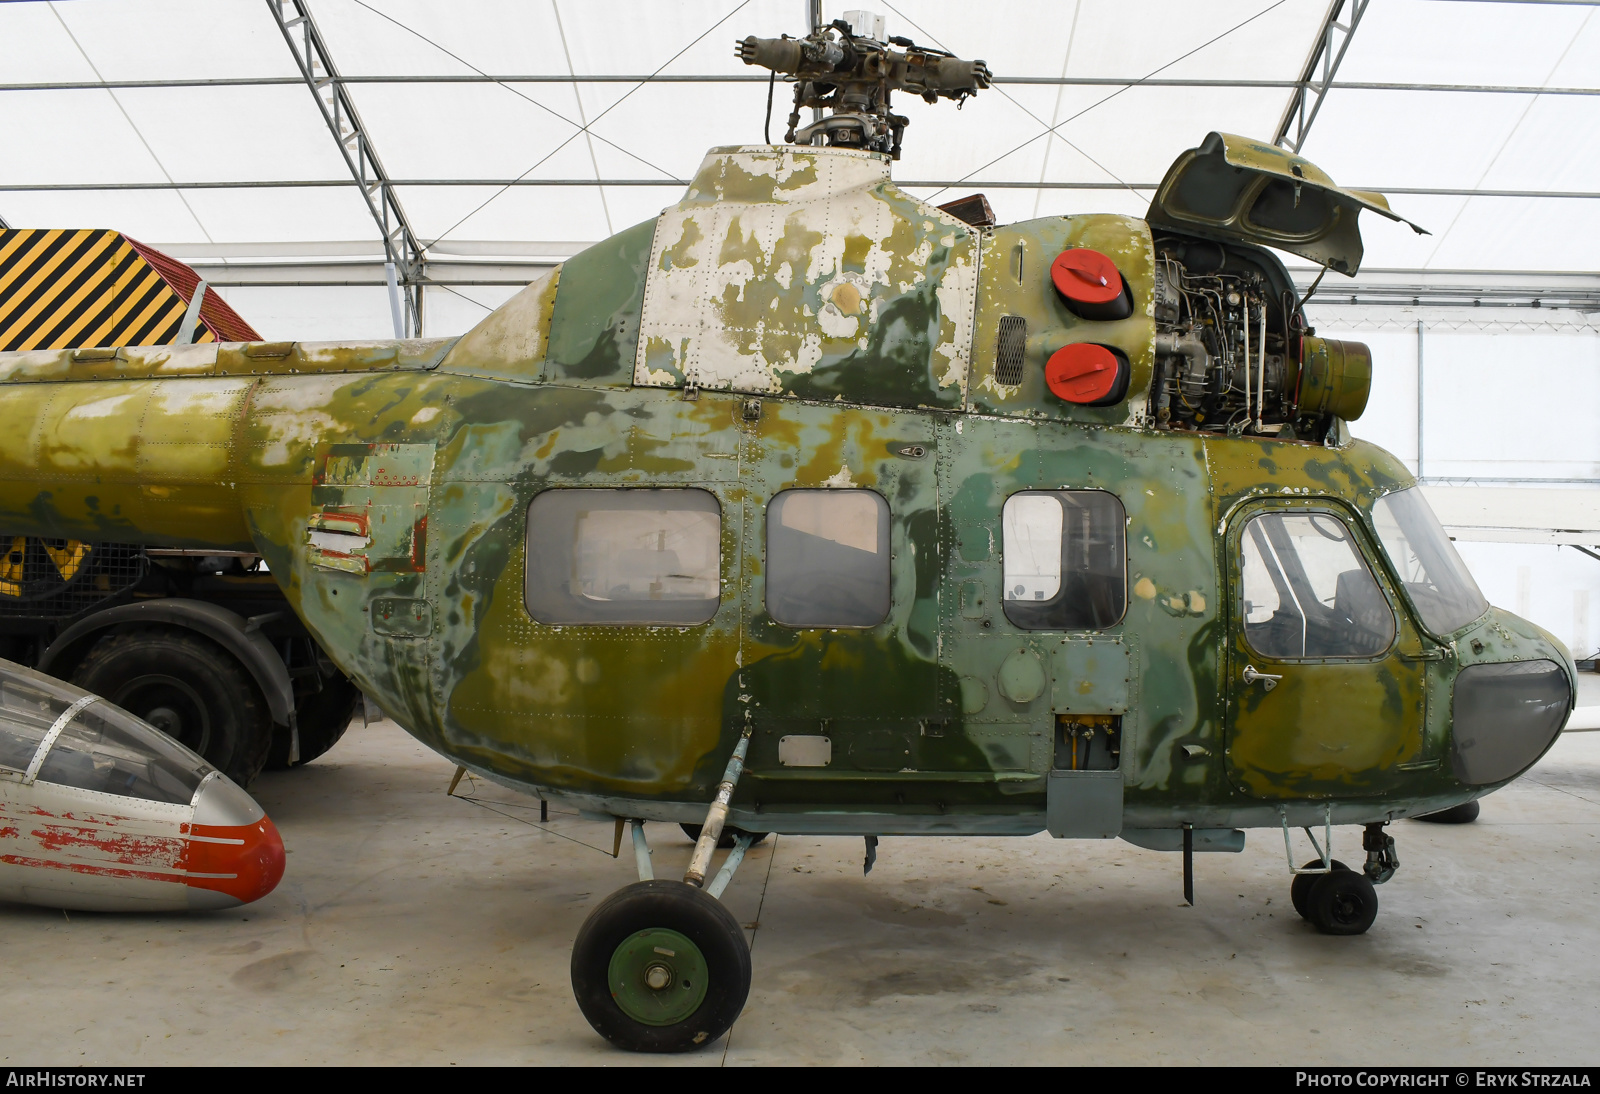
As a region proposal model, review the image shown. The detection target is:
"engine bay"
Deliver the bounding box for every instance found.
[1149,234,1301,436]
[1146,234,1372,442]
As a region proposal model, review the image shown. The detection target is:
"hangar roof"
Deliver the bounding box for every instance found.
[1,0,1596,301]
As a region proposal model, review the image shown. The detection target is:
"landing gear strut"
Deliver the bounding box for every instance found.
[1362,822,1399,884]
[571,728,758,1052]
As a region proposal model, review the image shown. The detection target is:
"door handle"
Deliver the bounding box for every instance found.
[1242,664,1282,691]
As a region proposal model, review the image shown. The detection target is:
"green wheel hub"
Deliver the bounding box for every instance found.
[608,927,708,1026]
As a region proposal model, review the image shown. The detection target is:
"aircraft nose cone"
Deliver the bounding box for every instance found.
[184,773,287,910]
[1451,659,1571,786]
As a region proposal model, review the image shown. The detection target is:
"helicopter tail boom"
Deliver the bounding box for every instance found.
[0,338,450,552]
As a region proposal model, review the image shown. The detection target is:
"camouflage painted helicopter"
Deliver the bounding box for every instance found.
[0,15,1575,1053]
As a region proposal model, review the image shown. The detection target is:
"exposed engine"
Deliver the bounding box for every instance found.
[1149,236,1296,435]
[1147,236,1372,439]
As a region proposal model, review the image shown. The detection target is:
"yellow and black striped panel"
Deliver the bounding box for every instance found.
[0,228,214,352]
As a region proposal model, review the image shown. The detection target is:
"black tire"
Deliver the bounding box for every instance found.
[680,822,768,849]
[1413,800,1481,825]
[267,671,360,770]
[1307,868,1378,936]
[72,627,272,786]
[571,880,751,1053]
[1290,859,1349,920]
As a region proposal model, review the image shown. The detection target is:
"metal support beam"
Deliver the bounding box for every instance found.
[8,75,1600,95]
[1275,0,1371,153]
[1417,321,1426,479]
[176,279,208,345]
[266,0,423,336]
[9,179,1600,201]
[0,212,10,230]
[1300,285,1600,310]
[808,0,823,125]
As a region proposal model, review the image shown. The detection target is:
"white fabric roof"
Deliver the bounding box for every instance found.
[2,0,1598,274]
[5,1,1600,658]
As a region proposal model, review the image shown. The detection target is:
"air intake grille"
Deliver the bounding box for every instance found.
[0,539,146,619]
[994,315,1027,386]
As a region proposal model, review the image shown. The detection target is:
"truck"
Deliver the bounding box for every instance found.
[0,227,363,784]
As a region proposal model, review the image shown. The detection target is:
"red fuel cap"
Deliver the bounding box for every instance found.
[1051,249,1121,303]
[1050,248,1133,321]
[1045,343,1129,406]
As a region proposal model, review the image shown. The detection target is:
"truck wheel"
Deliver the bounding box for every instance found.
[72,627,272,786]
[267,671,360,770]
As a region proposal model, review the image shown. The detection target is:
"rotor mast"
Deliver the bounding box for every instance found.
[737,9,991,159]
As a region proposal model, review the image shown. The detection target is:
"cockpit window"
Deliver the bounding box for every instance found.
[0,664,210,804]
[34,703,209,805]
[1239,511,1395,659]
[0,671,62,772]
[1371,486,1488,635]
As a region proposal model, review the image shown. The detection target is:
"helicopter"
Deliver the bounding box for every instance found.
[0,13,1574,1054]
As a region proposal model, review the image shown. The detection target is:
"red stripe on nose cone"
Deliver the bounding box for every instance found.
[184,816,286,906]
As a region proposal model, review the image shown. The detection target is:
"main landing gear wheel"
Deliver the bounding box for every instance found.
[1290,860,1349,920]
[680,822,768,849]
[1413,800,1480,824]
[571,880,752,1053]
[1306,869,1378,936]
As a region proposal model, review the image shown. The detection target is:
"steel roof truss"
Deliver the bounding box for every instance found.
[267,0,423,336]
[1275,0,1370,154]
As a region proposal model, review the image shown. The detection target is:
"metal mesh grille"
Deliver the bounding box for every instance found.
[994,315,1027,386]
[0,539,146,619]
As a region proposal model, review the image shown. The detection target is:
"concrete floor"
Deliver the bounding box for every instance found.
[3,722,1599,1066]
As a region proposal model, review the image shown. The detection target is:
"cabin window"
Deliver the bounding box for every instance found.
[1239,510,1395,660]
[766,489,891,628]
[1001,490,1126,630]
[525,488,722,626]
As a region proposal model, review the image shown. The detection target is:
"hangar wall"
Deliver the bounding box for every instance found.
[1315,305,1600,658]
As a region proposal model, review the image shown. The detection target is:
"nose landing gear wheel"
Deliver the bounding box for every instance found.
[1290,859,1350,920]
[1306,869,1378,935]
[1413,800,1480,824]
[571,880,751,1053]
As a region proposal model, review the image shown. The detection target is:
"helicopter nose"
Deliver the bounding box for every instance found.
[1451,659,1571,786]
[183,773,287,910]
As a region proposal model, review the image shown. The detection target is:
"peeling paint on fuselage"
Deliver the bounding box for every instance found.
[636,146,974,408]
[0,145,1572,836]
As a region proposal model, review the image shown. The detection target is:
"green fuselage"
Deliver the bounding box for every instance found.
[0,143,1572,837]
